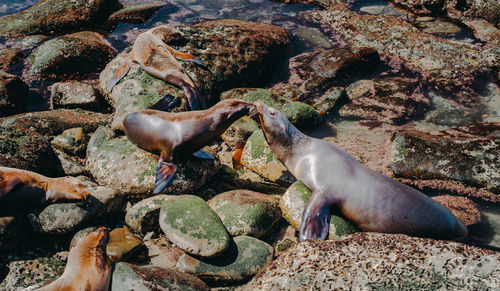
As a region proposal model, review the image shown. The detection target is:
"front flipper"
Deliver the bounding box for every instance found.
[182,85,207,110]
[192,149,215,159]
[149,94,182,111]
[299,191,332,241]
[154,159,178,194]
[108,60,131,92]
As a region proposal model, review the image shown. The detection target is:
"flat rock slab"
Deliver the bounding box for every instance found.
[125,195,172,234]
[112,262,209,291]
[159,195,230,257]
[208,190,282,238]
[243,232,500,290]
[176,235,274,284]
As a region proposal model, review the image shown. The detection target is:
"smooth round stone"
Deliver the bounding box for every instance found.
[159,195,230,257]
[280,181,358,239]
[111,262,209,291]
[107,227,143,261]
[176,235,274,283]
[125,195,172,234]
[208,190,282,238]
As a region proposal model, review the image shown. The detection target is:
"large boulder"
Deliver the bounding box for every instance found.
[50,82,104,110]
[0,257,65,290]
[243,232,500,290]
[125,195,171,234]
[0,71,29,117]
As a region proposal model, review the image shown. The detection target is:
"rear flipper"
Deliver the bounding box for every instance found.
[108,60,132,92]
[154,158,178,194]
[166,46,207,69]
[192,149,215,159]
[149,94,182,111]
[182,85,207,110]
[299,192,332,241]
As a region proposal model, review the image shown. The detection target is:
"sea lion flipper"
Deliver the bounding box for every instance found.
[182,85,206,110]
[149,94,182,111]
[299,192,332,241]
[108,60,131,92]
[154,159,178,194]
[192,149,215,159]
[166,46,207,68]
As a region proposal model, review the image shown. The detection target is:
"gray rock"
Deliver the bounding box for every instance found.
[0,71,29,117]
[51,127,87,155]
[0,257,65,290]
[222,116,259,148]
[145,236,185,269]
[159,195,230,257]
[242,232,500,290]
[125,195,171,234]
[50,82,103,110]
[0,48,23,71]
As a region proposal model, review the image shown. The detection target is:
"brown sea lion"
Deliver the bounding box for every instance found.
[0,167,89,216]
[254,101,468,241]
[123,99,256,194]
[35,227,111,291]
[108,25,207,110]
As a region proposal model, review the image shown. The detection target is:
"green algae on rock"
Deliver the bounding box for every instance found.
[222,116,260,148]
[125,195,172,234]
[176,235,274,284]
[280,181,358,239]
[208,190,282,238]
[111,262,209,291]
[159,195,230,257]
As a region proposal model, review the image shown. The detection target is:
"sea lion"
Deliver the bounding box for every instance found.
[0,167,89,216]
[35,227,111,291]
[108,25,207,110]
[123,99,256,194]
[254,101,468,241]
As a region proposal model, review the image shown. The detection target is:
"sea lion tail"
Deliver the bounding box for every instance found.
[108,60,131,92]
[148,94,182,111]
[154,159,178,194]
[183,85,207,111]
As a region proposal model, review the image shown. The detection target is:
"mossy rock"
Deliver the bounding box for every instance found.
[176,235,274,284]
[280,181,358,239]
[159,195,230,257]
[125,195,172,234]
[208,190,282,238]
[222,116,260,148]
[221,88,320,129]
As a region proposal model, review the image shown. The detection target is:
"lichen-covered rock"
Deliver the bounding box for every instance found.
[240,130,295,184]
[221,88,320,129]
[107,227,143,261]
[159,195,230,257]
[243,232,500,290]
[280,181,358,239]
[0,71,29,117]
[414,17,463,36]
[0,257,65,290]
[0,48,23,70]
[0,0,123,37]
[432,195,481,226]
[125,195,171,234]
[86,126,221,196]
[389,123,500,193]
[50,82,103,110]
[0,109,109,176]
[99,19,288,130]
[208,190,282,238]
[176,235,274,284]
[28,31,117,80]
[111,262,209,291]
[107,4,165,24]
[222,116,259,148]
[339,77,430,124]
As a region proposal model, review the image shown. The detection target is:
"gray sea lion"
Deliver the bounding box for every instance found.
[0,167,89,216]
[254,101,468,241]
[35,227,111,291]
[109,25,207,110]
[123,99,256,194]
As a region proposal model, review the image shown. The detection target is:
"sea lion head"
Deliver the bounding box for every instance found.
[46,177,90,202]
[216,99,257,123]
[70,227,110,271]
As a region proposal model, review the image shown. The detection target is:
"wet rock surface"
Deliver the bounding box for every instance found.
[0,71,29,117]
[50,82,103,110]
[244,232,500,290]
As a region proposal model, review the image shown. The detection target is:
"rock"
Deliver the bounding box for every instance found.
[222,116,259,148]
[107,227,143,261]
[145,236,185,269]
[208,190,282,238]
[280,181,358,239]
[389,123,500,193]
[0,0,123,37]
[267,224,299,256]
[221,88,320,129]
[28,31,117,80]
[108,4,165,24]
[125,195,171,234]
[0,48,23,70]
[0,71,29,117]
[53,149,86,176]
[99,19,288,130]
[50,82,103,110]
[0,257,65,290]
[176,235,274,284]
[240,130,295,184]
[0,109,109,176]
[159,195,230,257]
[86,126,221,196]
[50,127,86,155]
[432,195,481,226]
[111,262,209,291]
[339,77,430,124]
[423,91,483,126]
[6,35,48,51]
[243,232,500,290]
[414,18,463,36]
[305,2,498,105]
